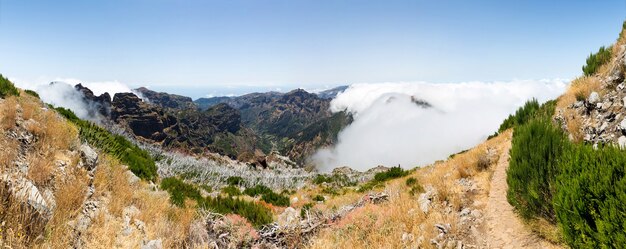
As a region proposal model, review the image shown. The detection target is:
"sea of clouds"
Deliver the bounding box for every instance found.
[311,79,569,172]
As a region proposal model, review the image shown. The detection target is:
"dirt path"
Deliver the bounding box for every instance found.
[485,137,559,249]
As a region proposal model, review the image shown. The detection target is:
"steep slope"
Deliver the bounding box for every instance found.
[0,88,195,248]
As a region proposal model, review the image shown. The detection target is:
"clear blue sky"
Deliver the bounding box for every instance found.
[1,0,625,98]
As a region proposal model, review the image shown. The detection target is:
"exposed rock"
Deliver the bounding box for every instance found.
[134,87,195,110]
[588,91,601,104]
[620,118,626,132]
[75,83,112,117]
[418,186,435,213]
[277,207,299,226]
[79,143,98,171]
[0,174,51,219]
[111,92,175,142]
[619,136,626,149]
[141,239,163,249]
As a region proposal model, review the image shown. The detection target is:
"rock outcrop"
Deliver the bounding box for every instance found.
[557,45,626,147]
[134,87,195,110]
[75,83,112,117]
[111,92,177,142]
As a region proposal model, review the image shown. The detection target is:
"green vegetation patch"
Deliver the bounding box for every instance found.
[55,107,158,181]
[357,166,409,193]
[160,177,273,227]
[583,46,612,76]
[0,74,20,98]
[554,145,626,247]
[490,99,556,139]
[506,97,626,247]
[243,184,290,207]
[24,89,39,99]
[507,118,567,222]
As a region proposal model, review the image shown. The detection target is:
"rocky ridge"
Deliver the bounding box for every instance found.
[556,44,626,147]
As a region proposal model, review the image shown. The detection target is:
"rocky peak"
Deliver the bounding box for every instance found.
[134,87,195,110]
[111,92,175,142]
[75,83,112,117]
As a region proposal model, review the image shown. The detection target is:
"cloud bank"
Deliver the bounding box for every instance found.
[312,79,568,172]
[11,77,135,121]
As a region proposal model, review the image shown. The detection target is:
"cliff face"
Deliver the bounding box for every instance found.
[72,85,352,165]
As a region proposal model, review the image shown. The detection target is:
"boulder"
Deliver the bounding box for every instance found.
[588,92,601,104]
[620,118,626,132]
[141,239,162,249]
[79,144,98,171]
[619,136,626,149]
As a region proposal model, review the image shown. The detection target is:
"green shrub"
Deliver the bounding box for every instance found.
[243,185,272,197]
[55,107,158,181]
[583,46,612,76]
[554,145,626,247]
[312,195,325,202]
[226,176,245,186]
[160,177,202,207]
[200,196,273,227]
[409,185,425,196]
[160,177,272,227]
[222,185,242,196]
[0,74,19,98]
[313,173,356,186]
[261,191,290,207]
[507,118,568,222]
[405,177,417,186]
[300,203,314,219]
[24,89,39,99]
[374,166,408,182]
[492,99,556,138]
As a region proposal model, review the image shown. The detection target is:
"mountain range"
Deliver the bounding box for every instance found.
[75,84,352,166]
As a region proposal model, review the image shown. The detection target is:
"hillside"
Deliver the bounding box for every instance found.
[3,19,626,249]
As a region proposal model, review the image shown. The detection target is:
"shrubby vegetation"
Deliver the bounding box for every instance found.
[507,118,567,222]
[222,185,242,196]
[160,177,273,227]
[243,184,290,207]
[554,144,626,247]
[55,107,158,181]
[313,173,356,186]
[358,166,409,192]
[24,89,39,99]
[226,176,245,186]
[507,100,626,247]
[582,46,612,76]
[0,74,19,98]
[489,99,556,139]
[374,166,409,182]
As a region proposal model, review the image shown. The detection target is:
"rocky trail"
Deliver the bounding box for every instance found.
[484,137,559,249]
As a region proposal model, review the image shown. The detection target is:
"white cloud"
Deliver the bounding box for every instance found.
[311,79,569,172]
[10,77,135,122]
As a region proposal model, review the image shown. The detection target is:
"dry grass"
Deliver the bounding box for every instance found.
[306,131,512,248]
[26,152,55,187]
[89,154,197,248]
[0,135,19,170]
[45,165,89,247]
[0,96,18,130]
[524,217,565,245]
[18,95,41,121]
[93,155,134,217]
[34,110,78,152]
[555,76,602,142]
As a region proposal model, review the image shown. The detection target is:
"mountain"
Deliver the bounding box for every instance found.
[316,85,349,99]
[134,87,195,110]
[72,85,352,164]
